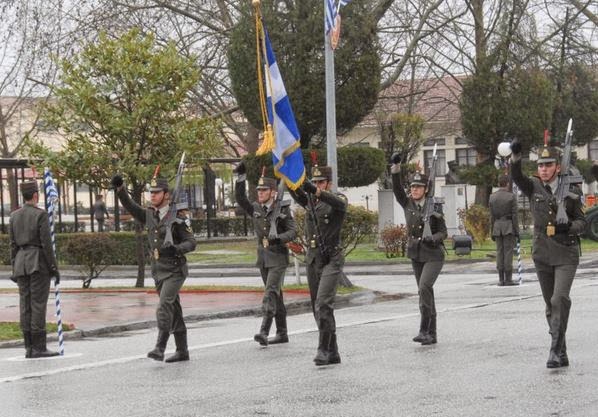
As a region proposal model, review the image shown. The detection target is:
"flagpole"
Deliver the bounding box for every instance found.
[324,0,338,191]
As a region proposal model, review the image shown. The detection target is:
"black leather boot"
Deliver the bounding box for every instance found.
[23,331,32,359]
[559,336,569,367]
[327,333,341,364]
[269,313,289,344]
[412,315,427,343]
[546,331,563,369]
[421,316,437,345]
[30,331,59,358]
[314,331,331,366]
[503,270,517,286]
[254,315,273,346]
[147,331,170,361]
[165,331,190,363]
[497,269,505,286]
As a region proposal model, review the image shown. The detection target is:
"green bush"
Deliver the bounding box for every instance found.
[458,204,491,244]
[243,147,386,188]
[62,233,120,287]
[191,217,251,237]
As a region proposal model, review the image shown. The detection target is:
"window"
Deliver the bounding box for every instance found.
[456,148,477,166]
[423,138,445,147]
[424,149,446,176]
[455,136,469,145]
[589,139,598,160]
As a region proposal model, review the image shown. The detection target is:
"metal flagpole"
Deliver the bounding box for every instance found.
[44,168,64,355]
[512,182,523,285]
[324,0,338,191]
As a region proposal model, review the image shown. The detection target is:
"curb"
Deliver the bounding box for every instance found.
[0,290,410,349]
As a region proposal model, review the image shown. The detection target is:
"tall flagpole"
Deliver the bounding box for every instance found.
[324,0,338,191]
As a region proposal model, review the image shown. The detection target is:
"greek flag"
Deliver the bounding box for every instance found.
[325,0,352,34]
[263,29,305,190]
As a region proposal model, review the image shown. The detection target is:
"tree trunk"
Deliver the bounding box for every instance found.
[132,187,146,288]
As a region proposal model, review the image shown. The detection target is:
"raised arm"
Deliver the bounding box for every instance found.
[111,175,146,223]
[288,186,308,208]
[391,172,409,208]
[234,176,254,216]
[509,140,534,198]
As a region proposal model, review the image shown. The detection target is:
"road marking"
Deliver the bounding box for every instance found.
[2,283,595,384]
[4,353,83,362]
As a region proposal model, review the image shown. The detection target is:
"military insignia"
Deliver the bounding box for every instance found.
[541,148,550,158]
[153,248,159,260]
[150,178,158,187]
[184,218,191,227]
[546,223,555,236]
[414,173,421,181]
[313,168,321,177]
[258,177,265,186]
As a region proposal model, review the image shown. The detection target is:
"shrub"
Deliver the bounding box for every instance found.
[380,224,408,258]
[62,233,120,288]
[457,204,491,244]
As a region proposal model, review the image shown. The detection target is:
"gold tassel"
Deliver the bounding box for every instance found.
[256,124,274,155]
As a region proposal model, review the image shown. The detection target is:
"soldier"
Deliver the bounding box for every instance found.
[390,155,447,345]
[233,163,297,346]
[510,140,586,368]
[489,175,519,286]
[91,194,110,232]
[111,174,196,362]
[289,165,347,366]
[9,180,60,358]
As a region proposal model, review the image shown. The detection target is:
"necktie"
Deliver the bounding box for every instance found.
[545,184,552,195]
[263,205,268,213]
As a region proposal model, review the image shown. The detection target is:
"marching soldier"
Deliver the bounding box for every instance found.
[510,140,586,368]
[233,163,297,346]
[9,181,60,358]
[111,174,196,362]
[489,175,519,286]
[289,165,347,366]
[390,155,447,345]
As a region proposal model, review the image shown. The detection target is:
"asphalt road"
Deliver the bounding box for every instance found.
[1,267,597,417]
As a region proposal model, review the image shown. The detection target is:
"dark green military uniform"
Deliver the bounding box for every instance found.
[489,183,519,285]
[392,169,447,345]
[9,181,60,358]
[511,146,586,368]
[289,165,347,365]
[235,175,297,345]
[115,177,196,362]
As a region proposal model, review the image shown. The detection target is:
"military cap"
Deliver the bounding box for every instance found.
[311,165,332,181]
[409,171,428,187]
[19,181,39,195]
[537,146,560,164]
[149,177,169,192]
[256,176,277,190]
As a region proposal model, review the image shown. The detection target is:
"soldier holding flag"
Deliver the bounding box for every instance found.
[111,167,196,363]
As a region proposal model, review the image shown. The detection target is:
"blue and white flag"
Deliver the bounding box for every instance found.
[325,0,352,35]
[262,28,305,190]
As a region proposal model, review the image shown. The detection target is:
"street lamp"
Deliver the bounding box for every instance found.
[497,142,512,158]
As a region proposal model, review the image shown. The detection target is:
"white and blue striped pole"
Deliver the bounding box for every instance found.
[44,168,64,356]
[516,237,523,285]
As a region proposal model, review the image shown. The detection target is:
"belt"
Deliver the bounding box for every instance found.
[17,244,42,250]
[157,256,186,266]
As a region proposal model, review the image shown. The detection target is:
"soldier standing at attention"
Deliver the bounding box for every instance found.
[510,140,585,368]
[489,175,519,286]
[390,155,447,345]
[234,163,296,346]
[111,174,196,362]
[9,181,60,358]
[289,165,347,366]
[91,194,110,232]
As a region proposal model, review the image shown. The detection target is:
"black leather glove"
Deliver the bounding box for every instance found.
[52,269,61,285]
[555,222,571,234]
[423,236,437,246]
[158,245,177,258]
[491,235,496,242]
[111,174,124,190]
[158,245,178,258]
[233,161,246,175]
[10,275,17,283]
[510,138,522,155]
[390,152,402,164]
[268,238,282,246]
[302,180,318,194]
